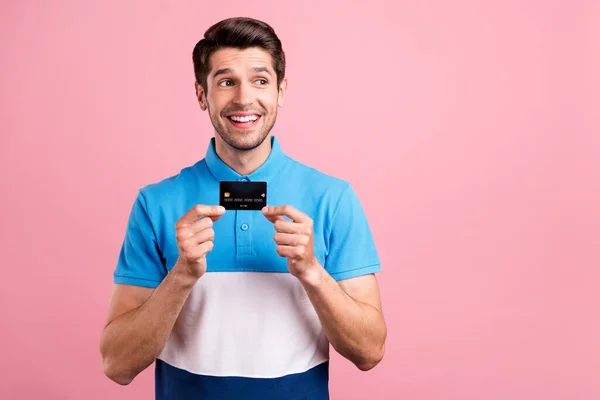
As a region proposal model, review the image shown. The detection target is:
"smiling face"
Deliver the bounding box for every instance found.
[196,47,287,152]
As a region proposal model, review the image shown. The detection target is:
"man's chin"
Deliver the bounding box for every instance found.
[230,142,261,152]
[218,131,268,152]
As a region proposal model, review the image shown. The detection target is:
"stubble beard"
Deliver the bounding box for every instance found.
[208,103,277,152]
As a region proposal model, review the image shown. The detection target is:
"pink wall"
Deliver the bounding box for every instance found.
[1,1,599,399]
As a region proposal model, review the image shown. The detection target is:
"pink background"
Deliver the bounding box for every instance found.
[1,0,599,399]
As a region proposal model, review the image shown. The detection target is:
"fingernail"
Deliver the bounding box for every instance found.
[262,206,268,213]
[217,206,225,214]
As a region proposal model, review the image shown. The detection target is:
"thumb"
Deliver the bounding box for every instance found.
[262,206,285,224]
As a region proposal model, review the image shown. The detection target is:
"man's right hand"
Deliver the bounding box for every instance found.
[101,203,226,385]
[174,205,226,279]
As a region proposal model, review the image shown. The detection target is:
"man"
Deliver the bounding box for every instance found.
[100,17,386,399]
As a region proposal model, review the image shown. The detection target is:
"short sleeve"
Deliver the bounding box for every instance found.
[324,183,381,281]
[113,190,167,288]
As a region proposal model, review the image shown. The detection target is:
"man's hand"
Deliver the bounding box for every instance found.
[174,205,225,280]
[262,205,319,279]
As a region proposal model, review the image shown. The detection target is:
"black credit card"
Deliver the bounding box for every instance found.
[219,181,267,210]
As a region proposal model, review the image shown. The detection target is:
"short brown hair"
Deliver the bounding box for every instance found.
[192,17,286,93]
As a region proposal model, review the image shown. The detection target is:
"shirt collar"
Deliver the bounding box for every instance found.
[204,135,286,183]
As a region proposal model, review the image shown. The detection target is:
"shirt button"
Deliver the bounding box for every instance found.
[241,177,250,181]
[241,223,249,231]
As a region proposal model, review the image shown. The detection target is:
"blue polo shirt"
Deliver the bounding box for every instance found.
[113,136,381,399]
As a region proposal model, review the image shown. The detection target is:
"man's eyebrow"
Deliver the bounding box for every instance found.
[212,67,271,79]
[212,68,233,79]
[252,67,272,75]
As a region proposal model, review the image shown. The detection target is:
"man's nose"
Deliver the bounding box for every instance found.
[232,82,254,106]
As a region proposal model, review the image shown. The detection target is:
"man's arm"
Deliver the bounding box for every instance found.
[263,205,387,371]
[297,270,386,370]
[100,204,225,385]
[99,266,197,385]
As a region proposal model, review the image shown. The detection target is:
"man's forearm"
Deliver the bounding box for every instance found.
[100,263,198,385]
[297,265,387,371]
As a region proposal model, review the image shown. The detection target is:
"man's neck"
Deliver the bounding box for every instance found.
[214,134,272,176]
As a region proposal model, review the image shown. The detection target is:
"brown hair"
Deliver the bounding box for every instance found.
[192,17,286,93]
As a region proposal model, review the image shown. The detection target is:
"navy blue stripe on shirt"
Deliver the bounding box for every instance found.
[155,359,330,400]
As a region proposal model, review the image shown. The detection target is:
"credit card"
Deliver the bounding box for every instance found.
[219,181,267,210]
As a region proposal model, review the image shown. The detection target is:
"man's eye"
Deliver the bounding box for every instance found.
[218,80,232,87]
[255,79,267,85]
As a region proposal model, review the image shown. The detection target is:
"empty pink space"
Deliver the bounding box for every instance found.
[1,0,598,399]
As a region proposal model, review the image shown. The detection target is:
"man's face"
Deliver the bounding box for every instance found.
[196,47,286,152]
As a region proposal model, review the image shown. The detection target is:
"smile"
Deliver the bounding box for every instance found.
[226,114,261,129]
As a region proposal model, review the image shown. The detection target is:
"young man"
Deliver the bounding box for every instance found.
[100,17,386,400]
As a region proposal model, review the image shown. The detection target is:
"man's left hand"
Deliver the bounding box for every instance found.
[262,205,319,278]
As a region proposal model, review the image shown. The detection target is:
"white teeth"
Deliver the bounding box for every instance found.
[230,115,258,123]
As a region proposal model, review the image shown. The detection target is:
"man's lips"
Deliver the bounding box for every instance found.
[224,111,262,117]
[226,114,261,128]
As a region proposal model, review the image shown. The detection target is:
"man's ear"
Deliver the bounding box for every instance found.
[277,77,288,108]
[195,81,208,111]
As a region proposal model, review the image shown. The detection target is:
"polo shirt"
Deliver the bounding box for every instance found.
[113,135,381,399]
